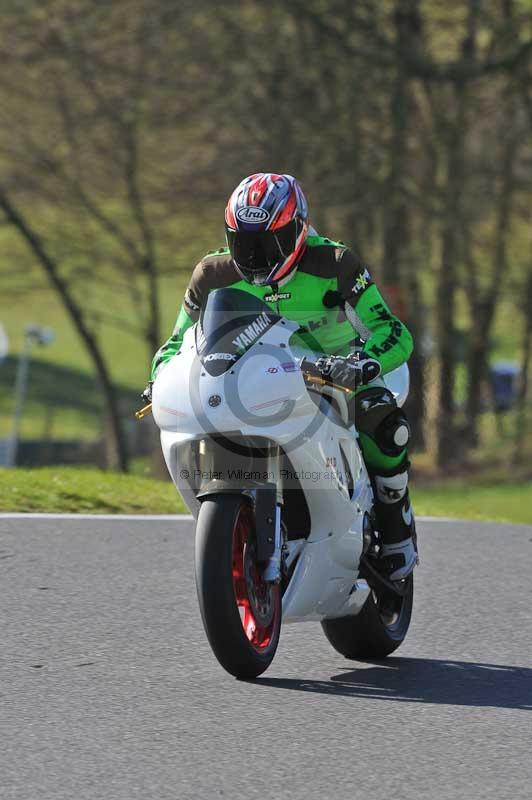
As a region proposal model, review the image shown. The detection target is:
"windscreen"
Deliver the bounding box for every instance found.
[196,288,281,376]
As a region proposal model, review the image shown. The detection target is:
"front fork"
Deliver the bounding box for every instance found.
[192,435,284,585]
[262,445,283,584]
[263,504,283,583]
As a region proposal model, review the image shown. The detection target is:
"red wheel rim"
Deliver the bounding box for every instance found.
[232,504,280,652]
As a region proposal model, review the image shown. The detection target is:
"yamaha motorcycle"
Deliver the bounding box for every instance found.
[143,287,413,678]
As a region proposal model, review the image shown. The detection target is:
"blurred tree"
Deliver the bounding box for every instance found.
[434,1,478,468]
[0,0,531,473]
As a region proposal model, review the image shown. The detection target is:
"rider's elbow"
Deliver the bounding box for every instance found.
[399,322,414,363]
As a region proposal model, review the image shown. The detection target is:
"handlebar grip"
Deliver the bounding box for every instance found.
[299,356,321,377]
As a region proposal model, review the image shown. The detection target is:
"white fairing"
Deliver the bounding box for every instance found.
[153,313,410,623]
[383,363,410,408]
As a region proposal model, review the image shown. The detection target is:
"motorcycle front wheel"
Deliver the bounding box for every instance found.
[321,574,413,659]
[195,494,282,679]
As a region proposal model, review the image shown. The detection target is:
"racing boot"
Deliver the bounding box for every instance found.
[352,386,418,581]
[371,464,418,581]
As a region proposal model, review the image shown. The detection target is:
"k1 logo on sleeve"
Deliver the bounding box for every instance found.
[352,268,372,296]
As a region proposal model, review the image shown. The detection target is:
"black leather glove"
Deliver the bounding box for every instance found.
[140,381,153,404]
[315,353,381,390]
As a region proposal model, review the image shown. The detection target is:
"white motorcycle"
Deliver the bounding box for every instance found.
[150,287,413,678]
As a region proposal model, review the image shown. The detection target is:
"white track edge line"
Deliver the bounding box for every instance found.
[0,513,193,521]
[0,512,458,522]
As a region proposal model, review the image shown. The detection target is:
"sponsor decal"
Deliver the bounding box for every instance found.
[299,315,328,333]
[267,367,279,374]
[204,352,237,362]
[370,302,393,322]
[369,321,403,357]
[235,206,270,224]
[380,485,402,501]
[281,361,299,373]
[360,392,393,412]
[160,405,187,418]
[402,504,413,527]
[264,291,291,302]
[352,268,371,295]
[208,394,222,408]
[184,289,200,311]
[232,311,271,349]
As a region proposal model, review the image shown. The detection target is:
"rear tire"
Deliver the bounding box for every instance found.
[195,494,281,679]
[321,575,413,659]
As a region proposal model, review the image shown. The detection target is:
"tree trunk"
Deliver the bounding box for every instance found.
[435,94,467,469]
[0,189,129,472]
[382,0,419,282]
[435,0,486,469]
[464,83,518,445]
[382,1,426,448]
[513,270,532,465]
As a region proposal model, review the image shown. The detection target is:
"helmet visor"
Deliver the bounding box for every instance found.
[226,219,299,283]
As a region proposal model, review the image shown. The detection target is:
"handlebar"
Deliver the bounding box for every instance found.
[299,356,353,394]
[302,371,352,394]
[135,403,153,419]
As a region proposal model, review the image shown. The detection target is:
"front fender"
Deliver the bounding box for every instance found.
[197,482,277,562]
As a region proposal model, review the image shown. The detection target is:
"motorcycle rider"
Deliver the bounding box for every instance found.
[147,173,418,581]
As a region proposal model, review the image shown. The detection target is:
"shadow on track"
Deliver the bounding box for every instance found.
[256,658,532,710]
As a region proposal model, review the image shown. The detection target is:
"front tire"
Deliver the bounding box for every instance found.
[321,575,413,659]
[195,494,281,679]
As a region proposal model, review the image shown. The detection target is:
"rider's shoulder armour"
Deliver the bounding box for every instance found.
[299,238,344,279]
[184,250,240,318]
[299,237,367,288]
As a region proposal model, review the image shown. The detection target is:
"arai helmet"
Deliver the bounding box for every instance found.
[225,173,309,285]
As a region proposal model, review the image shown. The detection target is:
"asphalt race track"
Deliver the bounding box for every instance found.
[1,515,531,800]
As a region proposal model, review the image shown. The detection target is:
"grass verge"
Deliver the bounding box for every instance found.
[412,482,532,526]
[0,467,531,524]
[0,467,185,514]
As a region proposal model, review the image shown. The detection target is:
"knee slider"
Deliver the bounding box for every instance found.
[375,410,410,456]
[354,387,398,435]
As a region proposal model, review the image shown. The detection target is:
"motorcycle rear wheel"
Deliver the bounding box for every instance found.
[195,494,282,679]
[321,575,413,659]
